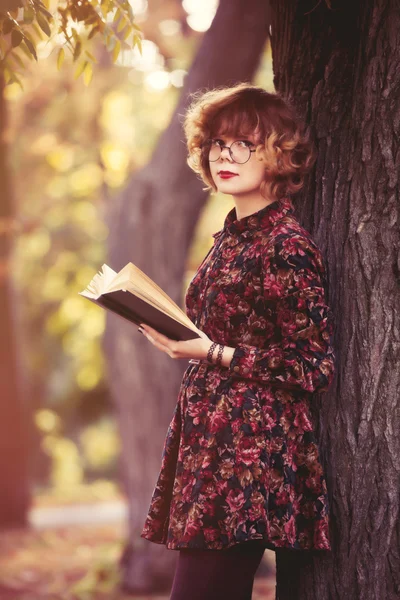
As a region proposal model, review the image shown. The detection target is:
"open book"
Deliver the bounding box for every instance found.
[79,263,202,342]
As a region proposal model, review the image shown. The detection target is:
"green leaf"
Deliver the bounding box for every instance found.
[22,36,37,60]
[23,7,35,24]
[38,4,53,20]
[36,13,51,37]
[11,28,23,47]
[83,62,93,86]
[57,46,64,70]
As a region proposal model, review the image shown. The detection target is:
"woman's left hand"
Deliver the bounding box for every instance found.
[138,323,212,361]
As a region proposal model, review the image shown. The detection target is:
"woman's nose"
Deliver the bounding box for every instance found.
[219,145,232,160]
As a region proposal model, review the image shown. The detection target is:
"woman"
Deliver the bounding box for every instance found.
[138,83,336,599]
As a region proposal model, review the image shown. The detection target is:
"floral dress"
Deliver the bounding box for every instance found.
[140,196,336,552]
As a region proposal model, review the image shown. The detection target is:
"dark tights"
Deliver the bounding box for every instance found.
[169,540,266,600]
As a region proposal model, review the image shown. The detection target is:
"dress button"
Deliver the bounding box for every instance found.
[233,366,240,372]
[243,367,250,374]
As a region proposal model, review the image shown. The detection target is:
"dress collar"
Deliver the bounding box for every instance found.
[212,196,295,239]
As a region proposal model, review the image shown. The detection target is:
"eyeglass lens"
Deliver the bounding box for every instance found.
[206,140,252,164]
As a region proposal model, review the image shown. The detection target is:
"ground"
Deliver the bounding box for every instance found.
[0,512,276,599]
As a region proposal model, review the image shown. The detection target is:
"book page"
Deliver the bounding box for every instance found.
[102,264,118,290]
[79,264,117,299]
[106,263,198,333]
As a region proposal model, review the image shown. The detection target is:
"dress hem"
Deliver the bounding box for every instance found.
[139,532,331,553]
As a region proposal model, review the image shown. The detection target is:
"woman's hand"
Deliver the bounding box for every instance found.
[138,323,212,361]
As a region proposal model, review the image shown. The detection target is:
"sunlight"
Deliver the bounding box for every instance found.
[183,0,218,32]
[144,69,170,91]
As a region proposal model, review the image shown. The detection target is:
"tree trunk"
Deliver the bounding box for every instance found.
[103,0,270,591]
[270,1,400,598]
[0,74,31,526]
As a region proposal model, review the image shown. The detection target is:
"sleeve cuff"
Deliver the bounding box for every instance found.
[228,344,258,377]
[229,344,289,381]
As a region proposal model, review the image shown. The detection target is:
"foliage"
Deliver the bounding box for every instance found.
[0,0,143,87]
[5,45,179,490]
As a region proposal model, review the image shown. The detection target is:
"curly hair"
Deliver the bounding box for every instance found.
[182,82,316,201]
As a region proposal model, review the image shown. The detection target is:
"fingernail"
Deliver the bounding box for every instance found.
[138,327,144,333]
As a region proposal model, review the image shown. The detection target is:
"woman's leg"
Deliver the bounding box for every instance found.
[169,541,265,600]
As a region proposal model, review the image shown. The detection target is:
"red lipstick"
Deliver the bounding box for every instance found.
[218,171,238,179]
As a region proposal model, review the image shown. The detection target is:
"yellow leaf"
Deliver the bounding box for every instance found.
[83,62,93,86]
[57,47,65,70]
[85,50,97,63]
[100,1,109,19]
[121,25,132,41]
[74,60,87,80]
[113,8,121,24]
[117,16,127,33]
[112,40,120,63]
[134,35,142,54]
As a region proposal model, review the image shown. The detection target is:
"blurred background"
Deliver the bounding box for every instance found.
[0,0,276,597]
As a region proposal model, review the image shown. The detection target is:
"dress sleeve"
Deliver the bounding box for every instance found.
[228,233,336,393]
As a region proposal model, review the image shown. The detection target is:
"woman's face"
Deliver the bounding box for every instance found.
[208,133,266,197]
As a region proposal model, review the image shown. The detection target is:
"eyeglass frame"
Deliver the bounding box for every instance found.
[202,138,258,164]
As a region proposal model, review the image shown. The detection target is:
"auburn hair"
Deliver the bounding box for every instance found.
[182,82,316,200]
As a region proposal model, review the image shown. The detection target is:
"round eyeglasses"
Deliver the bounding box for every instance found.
[202,139,257,164]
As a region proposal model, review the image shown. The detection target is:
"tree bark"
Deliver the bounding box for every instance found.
[270,1,400,598]
[103,0,271,592]
[0,74,31,526]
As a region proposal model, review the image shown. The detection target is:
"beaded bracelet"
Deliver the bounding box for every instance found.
[216,343,224,367]
[207,341,218,364]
